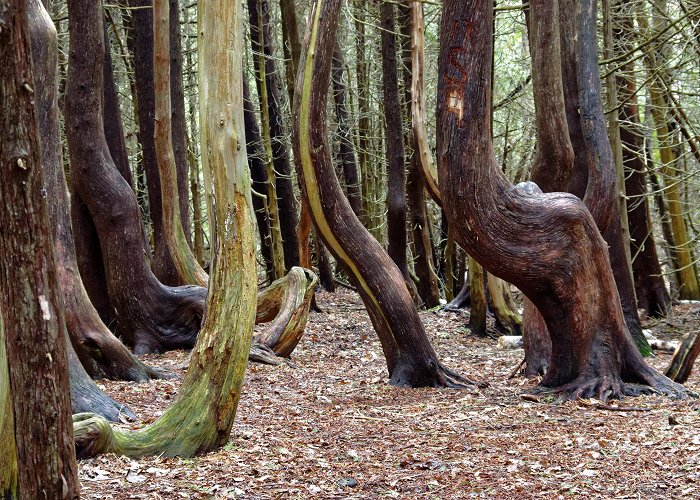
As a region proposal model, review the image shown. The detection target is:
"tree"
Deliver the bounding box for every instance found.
[0,0,79,495]
[437,0,684,400]
[74,0,256,458]
[292,0,481,388]
[65,0,205,355]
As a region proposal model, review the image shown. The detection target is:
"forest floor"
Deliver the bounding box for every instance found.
[78,289,700,499]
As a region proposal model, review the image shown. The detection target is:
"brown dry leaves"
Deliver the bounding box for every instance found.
[79,290,700,499]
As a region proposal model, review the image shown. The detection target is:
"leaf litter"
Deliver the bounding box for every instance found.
[79,290,700,498]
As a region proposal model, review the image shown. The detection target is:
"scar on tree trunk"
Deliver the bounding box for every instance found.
[293,0,483,389]
[438,0,686,402]
[66,0,206,355]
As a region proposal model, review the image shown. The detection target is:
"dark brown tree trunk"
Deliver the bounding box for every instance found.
[293,0,481,388]
[438,0,684,401]
[103,19,133,185]
[66,0,205,354]
[248,0,300,270]
[243,79,275,284]
[169,0,191,243]
[0,1,79,496]
[279,0,302,105]
[380,1,411,287]
[332,42,363,218]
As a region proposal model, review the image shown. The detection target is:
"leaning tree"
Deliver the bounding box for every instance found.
[437,0,685,401]
[292,0,482,388]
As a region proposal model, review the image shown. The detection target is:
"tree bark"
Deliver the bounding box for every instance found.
[292,0,481,388]
[0,0,79,495]
[666,331,700,384]
[153,0,208,286]
[66,0,205,355]
[438,0,684,401]
[74,0,257,458]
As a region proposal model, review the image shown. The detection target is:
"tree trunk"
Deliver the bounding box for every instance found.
[169,0,191,244]
[292,0,481,388]
[438,0,684,401]
[247,0,299,271]
[33,0,162,383]
[666,331,700,384]
[153,0,208,286]
[468,258,487,336]
[74,0,256,459]
[0,0,79,495]
[66,0,205,355]
[0,315,18,497]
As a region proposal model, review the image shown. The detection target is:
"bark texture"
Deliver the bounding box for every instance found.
[0,1,79,495]
[438,0,684,401]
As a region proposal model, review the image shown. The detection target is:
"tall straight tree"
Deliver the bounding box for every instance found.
[248,0,300,271]
[293,0,481,388]
[66,0,205,355]
[0,0,79,495]
[438,0,683,400]
[74,0,257,458]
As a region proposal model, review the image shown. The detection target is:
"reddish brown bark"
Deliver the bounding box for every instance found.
[438,0,683,400]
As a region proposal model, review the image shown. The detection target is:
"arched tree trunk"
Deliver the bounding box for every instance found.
[66,0,205,355]
[666,331,700,384]
[153,0,208,286]
[32,0,162,383]
[74,0,256,459]
[292,0,481,388]
[438,0,684,401]
[0,0,79,494]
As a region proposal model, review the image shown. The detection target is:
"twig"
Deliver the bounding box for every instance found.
[507,357,526,380]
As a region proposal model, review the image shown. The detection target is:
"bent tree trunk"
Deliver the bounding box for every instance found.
[0,0,79,495]
[292,0,481,388]
[438,0,685,401]
[666,331,700,384]
[74,0,256,458]
[153,0,208,287]
[66,0,205,355]
[31,0,159,384]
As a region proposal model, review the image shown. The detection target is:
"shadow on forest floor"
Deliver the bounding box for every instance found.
[78,289,700,499]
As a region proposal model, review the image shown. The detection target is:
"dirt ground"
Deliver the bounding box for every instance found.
[78,289,700,499]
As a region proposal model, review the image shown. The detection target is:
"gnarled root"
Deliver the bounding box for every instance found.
[255,267,318,357]
[73,413,117,459]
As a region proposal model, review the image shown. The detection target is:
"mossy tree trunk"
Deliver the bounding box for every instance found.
[292,0,481,388]
[0,0,79,495]
[74,0,257,458]
[438,0,684,401]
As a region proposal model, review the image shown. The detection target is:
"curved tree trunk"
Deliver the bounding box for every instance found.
[0,1,79,495]
[74,0,256,459]
[33,0,161,384]
[153,0,208,286]
[66,0,205,355]
[292,0,481,388]
[438,0,684,401]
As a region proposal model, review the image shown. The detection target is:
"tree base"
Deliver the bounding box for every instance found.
[389,360,487,389]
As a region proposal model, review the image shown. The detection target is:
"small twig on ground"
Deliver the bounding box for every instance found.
[507,357,526,380]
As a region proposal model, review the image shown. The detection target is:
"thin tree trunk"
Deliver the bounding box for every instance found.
[0,1,79,495]
[153,0,208,286]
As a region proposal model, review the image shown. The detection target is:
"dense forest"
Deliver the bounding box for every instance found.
[1,0,700,497]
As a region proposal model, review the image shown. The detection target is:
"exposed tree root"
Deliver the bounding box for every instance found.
[255,267,318,357]
[388,359,487,389]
